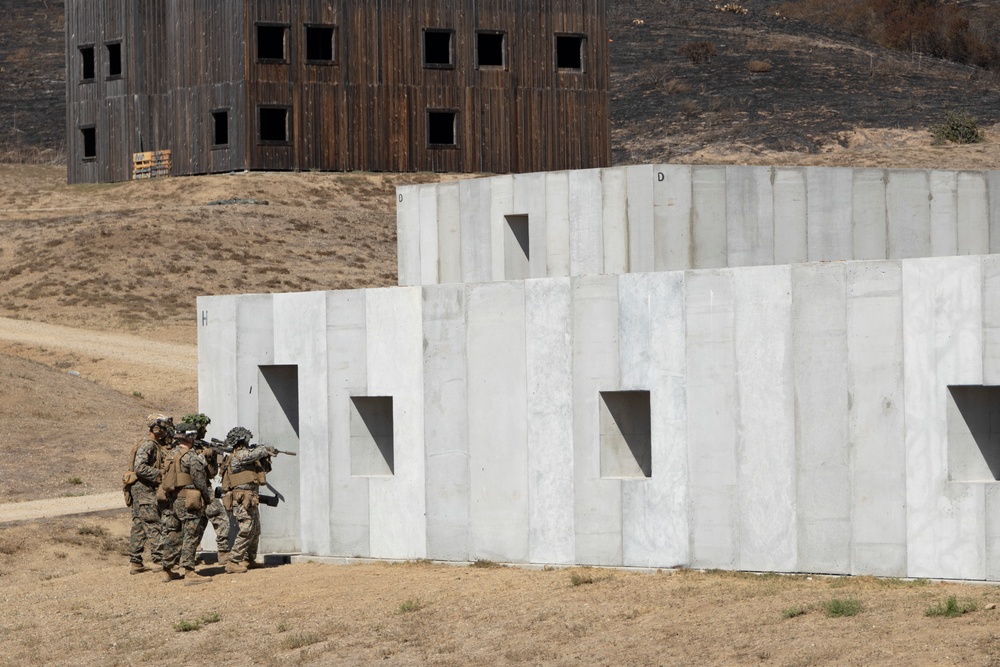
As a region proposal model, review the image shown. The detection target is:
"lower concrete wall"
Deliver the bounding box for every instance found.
[198,254,1000,580]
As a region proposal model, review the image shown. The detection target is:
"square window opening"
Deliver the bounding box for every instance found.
[424,29,454,67]
[212,110,229,147]
[257,25,287,61]
[947,385,1000,481]
[504,214,530,279]
[427,110,457,147]
[80,46,95,81]
[350,397,394,476]
[81,126,96,160]
[599,390,651,479]
[306,25,335,62]
[556,34,585,71]
[106,43,122,78]
[477,32,505,68]
[258,107,289,143]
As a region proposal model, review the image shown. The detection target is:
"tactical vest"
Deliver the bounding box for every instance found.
[159,445,194,495]
[222,452,266,491]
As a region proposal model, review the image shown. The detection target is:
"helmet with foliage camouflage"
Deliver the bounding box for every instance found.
[147,414,174,439]
[182,413,211,438]
[225,426,254,449]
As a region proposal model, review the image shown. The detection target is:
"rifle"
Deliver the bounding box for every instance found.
[254,443,297,457]
[196,438,233,454]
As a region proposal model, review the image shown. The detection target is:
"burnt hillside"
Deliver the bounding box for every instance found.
[1,0,998,165]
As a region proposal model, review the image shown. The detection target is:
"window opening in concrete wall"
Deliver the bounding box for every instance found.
[423,29,454,68]
[477,32,505,68]
[257,24,287,61]
[106,42,122,78]
[504,214,530,279]
[427,110,457,147]
[258,107,289,143]
[599,390,651,479]
[81,126,96,161]
[305,25,335,62]
[350,397,394,476]
[556,34,585,71]
[948,385,1000,481]
[212,110,229,147]
[80,46,95,81]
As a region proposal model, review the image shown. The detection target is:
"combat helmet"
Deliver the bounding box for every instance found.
[174,422,199,444]
[225,426,253,449]
[182,413,211,439]
[147,414,174,440]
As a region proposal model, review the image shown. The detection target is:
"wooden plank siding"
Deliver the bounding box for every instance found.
[67,0,609,183]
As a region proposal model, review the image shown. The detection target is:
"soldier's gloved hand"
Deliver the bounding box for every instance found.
[265,446,279,457]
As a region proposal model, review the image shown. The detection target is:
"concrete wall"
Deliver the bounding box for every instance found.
[397,166,1000,286]
[198,254,1000,579]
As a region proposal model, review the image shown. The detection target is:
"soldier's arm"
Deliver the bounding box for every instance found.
[190,455,213,505]
[133,441,160,484]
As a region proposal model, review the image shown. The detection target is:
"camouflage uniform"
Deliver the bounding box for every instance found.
[161,445,213,573]
[226,445,273,567]
[195,446,231,554]
[128,438,164,566]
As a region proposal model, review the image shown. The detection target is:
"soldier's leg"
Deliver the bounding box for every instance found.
[179,510,204,572]
[129,505,146,565]
[246,503,261,563]
[160,507,182,570]
[229,501,252,564]
[142,503,163,565]
[208,500,230,553]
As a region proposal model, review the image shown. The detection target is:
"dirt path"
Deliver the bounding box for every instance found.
[0,492,121,524]
[0,316,197,409]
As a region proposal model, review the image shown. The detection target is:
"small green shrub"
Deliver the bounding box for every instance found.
[931,112,985,145]
[782,606,807,619]
[174,619,201,632]
[824,598,863,618]
[678,41,717,64]
[471,559,501,569]
[281,632,323,649]
[67,477,83,485]
[925,595,978,617]
[132,391,144,399]
[397,598,426,614]
[78,525,107,537]
[200,612,221,624]
[570,571,594,587]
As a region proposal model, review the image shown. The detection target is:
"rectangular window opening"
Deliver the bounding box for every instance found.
[599,390,651,479]
[305,25,335,62]
[423,29,454,68]
[106,43,122,78]
[258,107,289,143]
[948,385,1000,481]
[80,46,95,81]
[81,126,96,161]
[257,24,288,61]
[477,32,506,68]
[556,34,585,71]
[212,110,229,147]
[504,214,530,279]
[350,397,394,476]
[427,110,457,147]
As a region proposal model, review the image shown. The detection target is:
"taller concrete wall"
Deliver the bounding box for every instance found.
[397,166,1000,286]
[198,254,1000,580]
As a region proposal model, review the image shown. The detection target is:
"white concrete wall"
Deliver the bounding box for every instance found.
[397,166,1000,286]
[198,253,1000,580]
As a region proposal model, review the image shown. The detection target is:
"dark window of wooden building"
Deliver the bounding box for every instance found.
[212,110,229,147]
[258,107,290,143]
[80,46,95,81]
[81,126,96,160]
[427,110,457,147]
[556,34,585,71]
[476,32,506,69]
[106,43,122,78]
[423,29,454,68]
[305,25,335,63]
[257,25,288,62]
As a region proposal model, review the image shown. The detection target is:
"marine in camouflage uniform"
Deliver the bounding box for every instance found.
[223,426,275,574]
[184,413,232,563]
[126,416,172,573]
[160,423,214,583]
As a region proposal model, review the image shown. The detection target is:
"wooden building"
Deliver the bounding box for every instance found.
[65,0,611,184]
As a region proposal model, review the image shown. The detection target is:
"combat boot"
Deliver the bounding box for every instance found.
[161,566,182,582]
[245,559,265,570]
[225,560,247,574]
[217,550,230,566]
[130,562,149,575]
[183,567,209,585]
